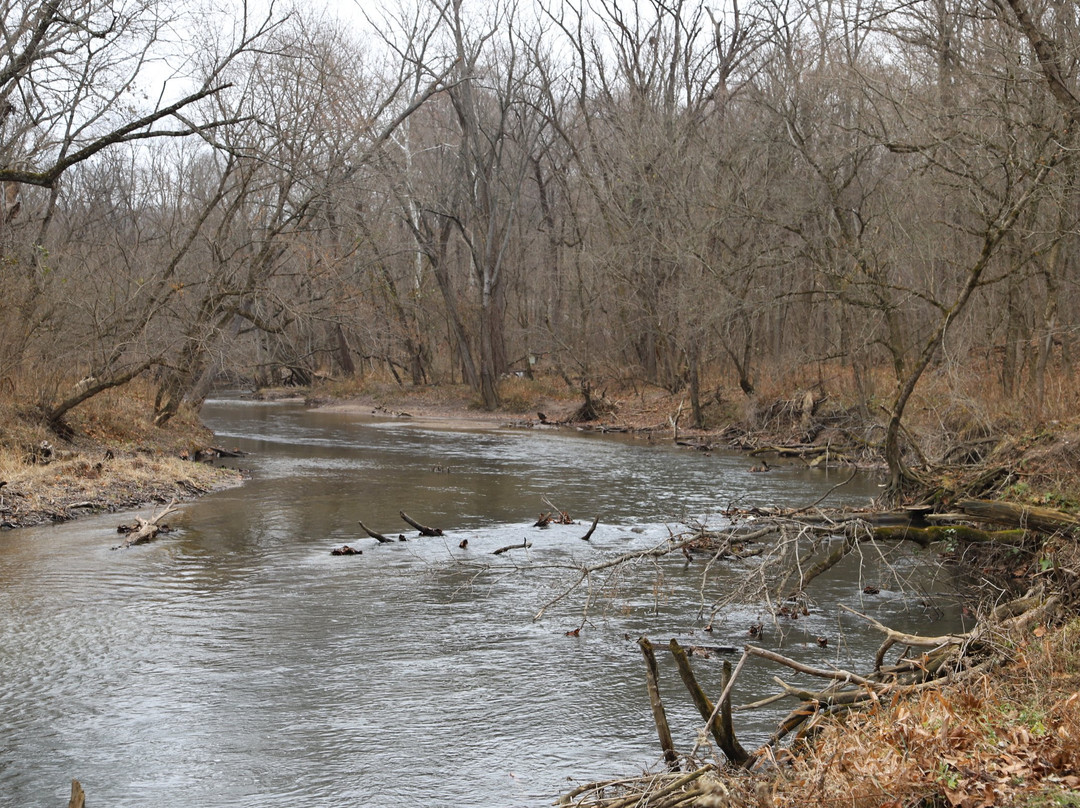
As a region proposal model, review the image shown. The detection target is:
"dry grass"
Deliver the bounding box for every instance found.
[752,620,1080,808]
[568,621,1080,808]
[0,452,239,526]
[0,379,240,528]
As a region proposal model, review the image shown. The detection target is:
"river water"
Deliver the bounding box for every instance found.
[0,399,967,807]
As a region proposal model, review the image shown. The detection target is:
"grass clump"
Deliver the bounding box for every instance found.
[0,380,240,528]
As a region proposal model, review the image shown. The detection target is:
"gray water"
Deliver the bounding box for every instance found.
[0,399,965,807]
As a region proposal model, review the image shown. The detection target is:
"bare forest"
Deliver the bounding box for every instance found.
[2,0,1079,492]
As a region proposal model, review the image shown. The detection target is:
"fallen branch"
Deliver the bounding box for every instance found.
[358,520,395,543]
[400,510,443,536]
[839,605,973,649]
[493,540,532,555]
[580,515,599,541]
[745,644,878,689]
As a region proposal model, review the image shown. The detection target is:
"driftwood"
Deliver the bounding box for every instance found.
[493,540,532,555]
[114,500,179,548]
[358,520,395,543]
[399,510,443,536]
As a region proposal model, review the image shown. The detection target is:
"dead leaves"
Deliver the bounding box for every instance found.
[764,672,1080,808]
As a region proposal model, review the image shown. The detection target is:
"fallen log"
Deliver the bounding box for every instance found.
[399,510,443,536]
[873,524,1028,546]
[534,512,553,528]
[957,498,1080,535]
[358,520,395,543]
[113,500,179,548]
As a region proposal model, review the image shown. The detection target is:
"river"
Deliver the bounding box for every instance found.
[0,399,967,807]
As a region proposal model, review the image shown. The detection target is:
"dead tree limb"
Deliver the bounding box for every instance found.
[839,605,973,649]
[358,520,395,543]
[638,637,679,770]
[669,639,750,766]
[399,510,443,536]
[745,645,879,689]
[493,540,532,555]
[580,515,599,541]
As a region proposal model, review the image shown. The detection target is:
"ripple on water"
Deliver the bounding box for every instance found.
[0,401,957,808]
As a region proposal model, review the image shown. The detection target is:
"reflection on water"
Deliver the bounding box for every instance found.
[0,400,965,807]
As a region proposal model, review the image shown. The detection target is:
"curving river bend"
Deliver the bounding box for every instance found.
[0,399,966,807]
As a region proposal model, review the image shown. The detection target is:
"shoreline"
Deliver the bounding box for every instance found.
[316,398,523,431]
[0,451,244,531]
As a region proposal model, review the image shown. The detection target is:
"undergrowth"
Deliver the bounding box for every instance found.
[749,619,1080,808]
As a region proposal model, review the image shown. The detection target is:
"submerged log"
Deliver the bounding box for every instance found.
[399,510,443,536]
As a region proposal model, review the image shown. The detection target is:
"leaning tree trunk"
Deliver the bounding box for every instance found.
[883,161,1054,502]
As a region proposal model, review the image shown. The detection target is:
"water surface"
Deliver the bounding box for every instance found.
[0,400,965,806]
